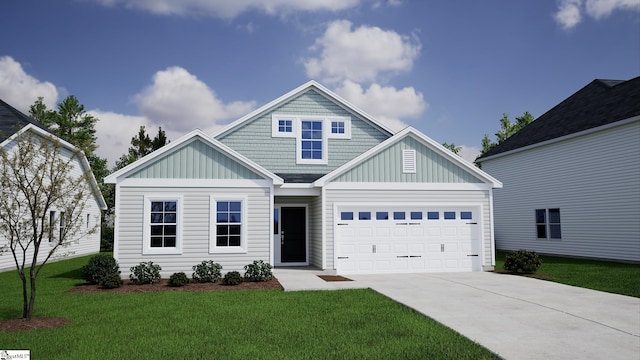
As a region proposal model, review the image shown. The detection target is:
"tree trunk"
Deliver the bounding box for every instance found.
[19,269,28,320]
[26,267,37,321]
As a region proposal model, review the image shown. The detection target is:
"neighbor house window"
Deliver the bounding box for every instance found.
[59,211,66,241]
[48,211,56,242]
[143,196,182,255]
[210,196,247,253]
[536,208,561,239]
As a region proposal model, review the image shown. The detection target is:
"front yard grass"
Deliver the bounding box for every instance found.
[0,255,499,359]
[495,250,640,297]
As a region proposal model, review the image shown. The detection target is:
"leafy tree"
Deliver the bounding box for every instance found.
[442,142,462,156]
[29,96,109,186]
[480,111,534,155]
[0,129,99,320]
[113,126,169,171]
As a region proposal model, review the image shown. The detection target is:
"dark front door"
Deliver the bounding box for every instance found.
[281,207,306,263]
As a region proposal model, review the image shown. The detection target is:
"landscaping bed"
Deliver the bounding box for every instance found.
[67,277,282,294]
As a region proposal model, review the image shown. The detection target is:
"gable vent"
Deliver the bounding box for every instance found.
[402,150,416,173]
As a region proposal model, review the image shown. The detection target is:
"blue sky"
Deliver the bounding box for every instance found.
[1,0,638,166]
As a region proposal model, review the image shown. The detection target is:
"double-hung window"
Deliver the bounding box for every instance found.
[301,120,323,161]
[536,208,561,239]
[210,196,247,253]
[143,196,182,254]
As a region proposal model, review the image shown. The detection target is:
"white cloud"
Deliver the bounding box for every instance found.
[335,80,427,132]
[0,56,58,113]
[133,66,255,134]
[458,145,481,164]
[554,0,640,29]
[96,0,361,18]
[304,20,421,84]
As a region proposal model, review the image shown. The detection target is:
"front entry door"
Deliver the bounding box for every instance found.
[280,207,306,263]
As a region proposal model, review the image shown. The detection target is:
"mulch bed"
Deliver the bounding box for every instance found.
[317,275,352,282]
[1,278,282,333]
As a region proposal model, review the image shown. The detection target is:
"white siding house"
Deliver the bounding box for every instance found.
[477,77,640,262]
[0,99,107,271]
[106,81,502,276]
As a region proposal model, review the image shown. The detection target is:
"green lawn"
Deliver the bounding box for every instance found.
[495,251,640,297]
[0,255,499,359]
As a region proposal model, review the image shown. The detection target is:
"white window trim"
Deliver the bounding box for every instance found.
[143,195,183,255]
[271,114,351,164]
[271,115,297,138]
[209,195,248,254]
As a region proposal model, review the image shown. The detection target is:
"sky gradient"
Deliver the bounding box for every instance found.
[1,0,638,166]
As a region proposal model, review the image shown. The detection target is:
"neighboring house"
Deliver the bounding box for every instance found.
[0,99,107,271]
[105,81,502,276]
[477,77,640,262]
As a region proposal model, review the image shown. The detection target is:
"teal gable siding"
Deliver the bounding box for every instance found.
[334,136,484,183]
[216,89,390,174]
[129,139,264,179]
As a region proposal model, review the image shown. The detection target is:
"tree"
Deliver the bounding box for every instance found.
[480,111,534,155]
[29,96,108,186]
[0,129,98,320]
[113,126,169,171]
[442,142,462,156]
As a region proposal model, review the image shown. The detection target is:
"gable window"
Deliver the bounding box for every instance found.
[301,120,323,160]
[331,121,345,134]
[143,196,182,254]
[210,196,247,253]
[278,119,292,133]
[536,208,561,239]
[271,114,350,163]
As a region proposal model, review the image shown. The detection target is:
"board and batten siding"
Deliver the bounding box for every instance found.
[0,141,102,272]
[482,120,640,262]
[322,189,492,270]
[216,89,390,174]
[128,139,264,180]
[116,186,271,277]
[334,136,484,183]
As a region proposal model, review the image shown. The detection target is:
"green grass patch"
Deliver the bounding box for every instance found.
[0,255,499,359]
[496,251,640,297]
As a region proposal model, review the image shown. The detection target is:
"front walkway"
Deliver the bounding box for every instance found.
[273,269,640,360]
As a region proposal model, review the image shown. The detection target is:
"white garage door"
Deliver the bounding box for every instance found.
[335,206,481,274]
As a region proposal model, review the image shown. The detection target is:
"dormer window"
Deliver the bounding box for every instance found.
[271,114,350,164]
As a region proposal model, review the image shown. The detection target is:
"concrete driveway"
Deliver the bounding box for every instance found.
[347,272,640,360]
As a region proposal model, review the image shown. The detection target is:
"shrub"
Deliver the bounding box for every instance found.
[100,273,123,289]
[504,249,542,274]
[222,271,243,285]
[244,260,273,282]
[129,261,162,284]
[81,254,120,284]
[192,261,222,283]
[168,272,190,287]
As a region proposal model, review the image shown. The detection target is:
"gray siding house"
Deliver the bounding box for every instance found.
[477,77,640,262]
[106,81,502,276]
[0,99,107,271]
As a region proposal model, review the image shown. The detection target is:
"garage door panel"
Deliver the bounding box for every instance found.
[336,206,481,275]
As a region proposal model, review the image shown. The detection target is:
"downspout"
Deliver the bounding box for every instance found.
[488,188,496,270]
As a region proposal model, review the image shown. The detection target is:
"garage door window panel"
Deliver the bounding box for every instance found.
[393,212,405,220]
[341,212,354,221]
[444,212,456,220]
[376,212,388,220]
[358,212,371,220]
[427,212,439,220]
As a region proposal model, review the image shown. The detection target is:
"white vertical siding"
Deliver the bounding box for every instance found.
[482,121,640,262]
[323,189,493,270]
[117,186,271,277]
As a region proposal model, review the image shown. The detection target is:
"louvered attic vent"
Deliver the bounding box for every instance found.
[402,149,416,173]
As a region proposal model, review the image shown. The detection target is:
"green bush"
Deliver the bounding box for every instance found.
[192,260,222,283]
[168,272,190,287]
[244,260,273,282]
[129,261,162,284]
[504,249,542,274]
[222,271,243,285]
[81,254,120,284]
[100,273,123,289]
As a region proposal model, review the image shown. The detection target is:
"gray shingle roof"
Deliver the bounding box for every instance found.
[0,98,48,141]
[477,76,640,160]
